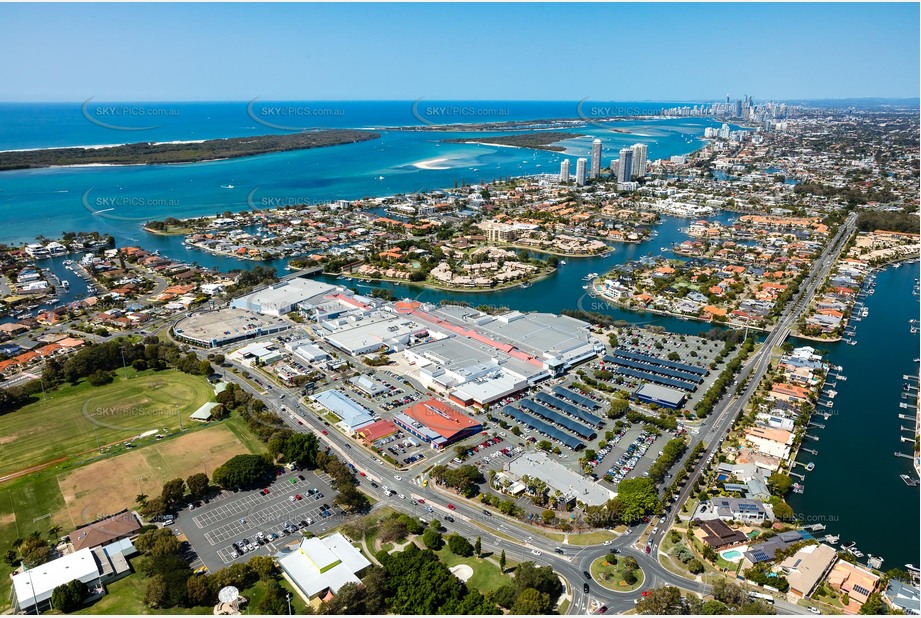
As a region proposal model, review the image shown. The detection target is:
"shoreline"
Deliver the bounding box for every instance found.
[342,267,557,294]
[591,283,772,333]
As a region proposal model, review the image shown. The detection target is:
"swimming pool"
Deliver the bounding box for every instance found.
[719,547,748,562]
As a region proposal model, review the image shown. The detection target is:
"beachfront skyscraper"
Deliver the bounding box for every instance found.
[575,158,587,186]
[560,159,570,183]
[630,143,647,179]
[590,138,602,179]
[617,148,632,183]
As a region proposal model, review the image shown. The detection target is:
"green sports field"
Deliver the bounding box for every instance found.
[0,370,213,479]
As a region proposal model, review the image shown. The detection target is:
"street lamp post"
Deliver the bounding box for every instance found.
[286,593,292,616]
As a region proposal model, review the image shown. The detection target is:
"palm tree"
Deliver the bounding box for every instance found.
[135,494,148,506]
[47,525,62,541]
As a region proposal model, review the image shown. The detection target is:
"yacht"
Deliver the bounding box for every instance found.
[805,462,815,472]
[220,184,235,189]
[900,474,919,487]
[60,280,70,289]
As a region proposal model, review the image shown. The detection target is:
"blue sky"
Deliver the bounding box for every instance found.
[1,3,918,101]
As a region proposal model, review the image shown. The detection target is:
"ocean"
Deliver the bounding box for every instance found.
[0,101,718,246]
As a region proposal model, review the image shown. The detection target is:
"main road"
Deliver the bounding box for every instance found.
[187,213,856,615]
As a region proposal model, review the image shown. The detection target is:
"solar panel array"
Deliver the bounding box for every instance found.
[519,399,597,440]
[534,392,604,426]
[551,385,601,410]
[604,354,703,385]
[501,406,583,450]
[615,366,697,391]
[611,349,707,375]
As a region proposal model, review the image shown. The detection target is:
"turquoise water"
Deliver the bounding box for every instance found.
[721,550,743,560]
[0,102,722,245]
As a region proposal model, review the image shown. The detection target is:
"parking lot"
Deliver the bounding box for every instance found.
[589,426,677,489]
[180,469,340,572]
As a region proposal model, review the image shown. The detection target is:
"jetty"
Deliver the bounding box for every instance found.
[894,451,914,460]
[808,421,826,429]
[801,447,818,455]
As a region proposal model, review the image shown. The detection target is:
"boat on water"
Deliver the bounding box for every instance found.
[61,280,70,289]
[914,358,920,363]
[220,184,235,189]
[559,260,566,265]
[901,474,919,487]
[582,285,589,290]
[805,462,815,471]
[520,283,531,289]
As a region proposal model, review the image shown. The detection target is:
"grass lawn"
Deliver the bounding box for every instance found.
[0,423,254,612]
[590,556,645,593]
[0,369,213,479]
[72,567,310,616]
[534,528,618,545]
[435,547,513,594]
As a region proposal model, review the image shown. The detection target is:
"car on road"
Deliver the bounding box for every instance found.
[595,605,607,614]
[444,515,454,522]
[482,509,491,516]
[530,549,541,556]
[583,583,590,594]
[399,494,406,500]
[554,548,564,554]
[447,503,455,510]
[416,498,425,504]
[807,608,820,615]
[583,571,591,580]
[602,540,612,546]
[394,475,402,481]
[641,590,653,598]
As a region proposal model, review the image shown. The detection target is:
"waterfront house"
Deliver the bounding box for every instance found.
[884,579,920,615]
[825,560,880,612]
[745,426,795,459]
[776,543,838,599]
[693,518,748,549]
[743,530,813,564]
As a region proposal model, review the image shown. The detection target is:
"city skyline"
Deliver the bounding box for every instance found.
[0,3,918,102]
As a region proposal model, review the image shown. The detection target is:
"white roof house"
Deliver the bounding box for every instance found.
[276,533,371,599]
[12,548,102,611]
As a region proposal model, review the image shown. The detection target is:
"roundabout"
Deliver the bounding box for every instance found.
[590,554,646,593]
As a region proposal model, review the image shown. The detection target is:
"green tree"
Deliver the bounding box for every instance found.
[257,580,288,615]
[859,593,887,615]
[767,473,793,496]
[50,579,88,612]
[186,574,217,607]
[500,549,507,572]
[474,536,482,556]
[160,478,186,509]
[212,454,274,490]
[423,528,444,550]
[143,575,170,609]
[447,533,474,557]
[282,432,319,468]
[635,585,686,614]
[510,588,551,614]
[186,473,209,500]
